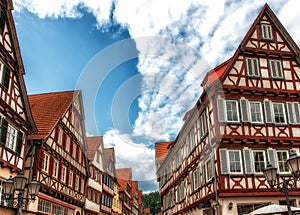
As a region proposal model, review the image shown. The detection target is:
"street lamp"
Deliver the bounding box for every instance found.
[3,172,40,215]
[263,150,300,215]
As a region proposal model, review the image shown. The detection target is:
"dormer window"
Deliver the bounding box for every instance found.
[261,24,273,40]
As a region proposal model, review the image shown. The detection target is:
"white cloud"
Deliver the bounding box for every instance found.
[13,0,300,191]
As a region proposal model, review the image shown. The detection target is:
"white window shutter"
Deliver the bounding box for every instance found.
[243,148,253,174]
[264,100,273,123]
[219,149,229,174]
[294,102,300,124]
[217,98,226,122]
[286,102,296,124]
[267,148,277,168]
[240,99,250,122]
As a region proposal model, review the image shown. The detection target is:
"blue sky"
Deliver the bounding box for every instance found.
[12,0,300,192]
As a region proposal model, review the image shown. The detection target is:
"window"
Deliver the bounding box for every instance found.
[191,166,200,191]
[66,136,70,152]
[0,61,10,90]
[53,204,63,215]
[57,128,63,144]
[0,180,4,206]
[261,24,273,40]
[253,150,266,173]
[75,175,79,191]
[66,208,74,215]
[205,159,212,181]
[226,100,239,122]
[53,159,59,178]
[6,125,17,151]
[228,150,242,173]
[42,153,49,173]
[61,166,67,183]
[277,150,289,173]
[246,58,260,77]
[273,103,286,124]
[38,199,51,213]
[269,59,283,79]
[81,178,85,194]
[68,171,73,187]
[250,101,263,123]
[217,99,239,122]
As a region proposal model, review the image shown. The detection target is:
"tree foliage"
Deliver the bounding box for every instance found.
[142,191,161,215]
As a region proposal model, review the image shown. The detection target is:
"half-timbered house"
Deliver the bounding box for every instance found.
[116,168,132,215]
[156,4,300,215]
[0,0,37,214]
[85,136,104,215]
[102,147,116,214]
[131,181,139,215]
[26,90,89,215]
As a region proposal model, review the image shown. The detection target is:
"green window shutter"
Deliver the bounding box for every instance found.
[2,65,10,90]
[15,131,23,155]
[0,118,8,145]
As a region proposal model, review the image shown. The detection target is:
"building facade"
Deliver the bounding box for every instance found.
[26,91,89,215]
[131,181,139,215]
[112,177,122,215]
[0,0,37,214]
[85,136,105,215]
[101,147,116,214]
[156,4,300,215]
[116,168,132,215]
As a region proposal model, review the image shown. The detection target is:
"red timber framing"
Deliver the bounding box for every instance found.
[0,0,36,174]
[156,3,300,215]
[26,91,89,215]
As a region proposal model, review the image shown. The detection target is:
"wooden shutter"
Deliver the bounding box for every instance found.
[54,127,59,142]
[264,100,273,123]
[217,98,225,122]
[219,149,228,174]
[286,102,295,124]
[243,149,253,174]
[0,118,8,144]
[38,149,45,169]
[0,9,6,34]
[66,168,70,186]
[2,65,10,90]
[267,148,277,168]
[62,132,66,148]
[58,162,62,180]
[70,140,73,155]
[15,131,23,155]
[294,102,300,124]
[49,157,54,175]
[240,99,249,122]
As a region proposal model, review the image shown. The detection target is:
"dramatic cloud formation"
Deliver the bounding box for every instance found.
[14,0,300,192]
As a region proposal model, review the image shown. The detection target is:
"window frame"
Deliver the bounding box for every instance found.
[269,59,284,79]
[273,102,287,124]
[227,150,243,174]
[42,153,50,173]
[246,57,260,77]
[276,150,290,174]
[252,150,266,174]
[226,100,240,122]
[261,23,273,40]
[249,101,264,123]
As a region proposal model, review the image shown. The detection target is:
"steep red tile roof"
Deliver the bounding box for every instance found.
[28,91,79,139]
[201,59,230,89]
[155,141,173,164]
[116,168,132,191]
[86,136,103,161]
[131,181,138,204]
